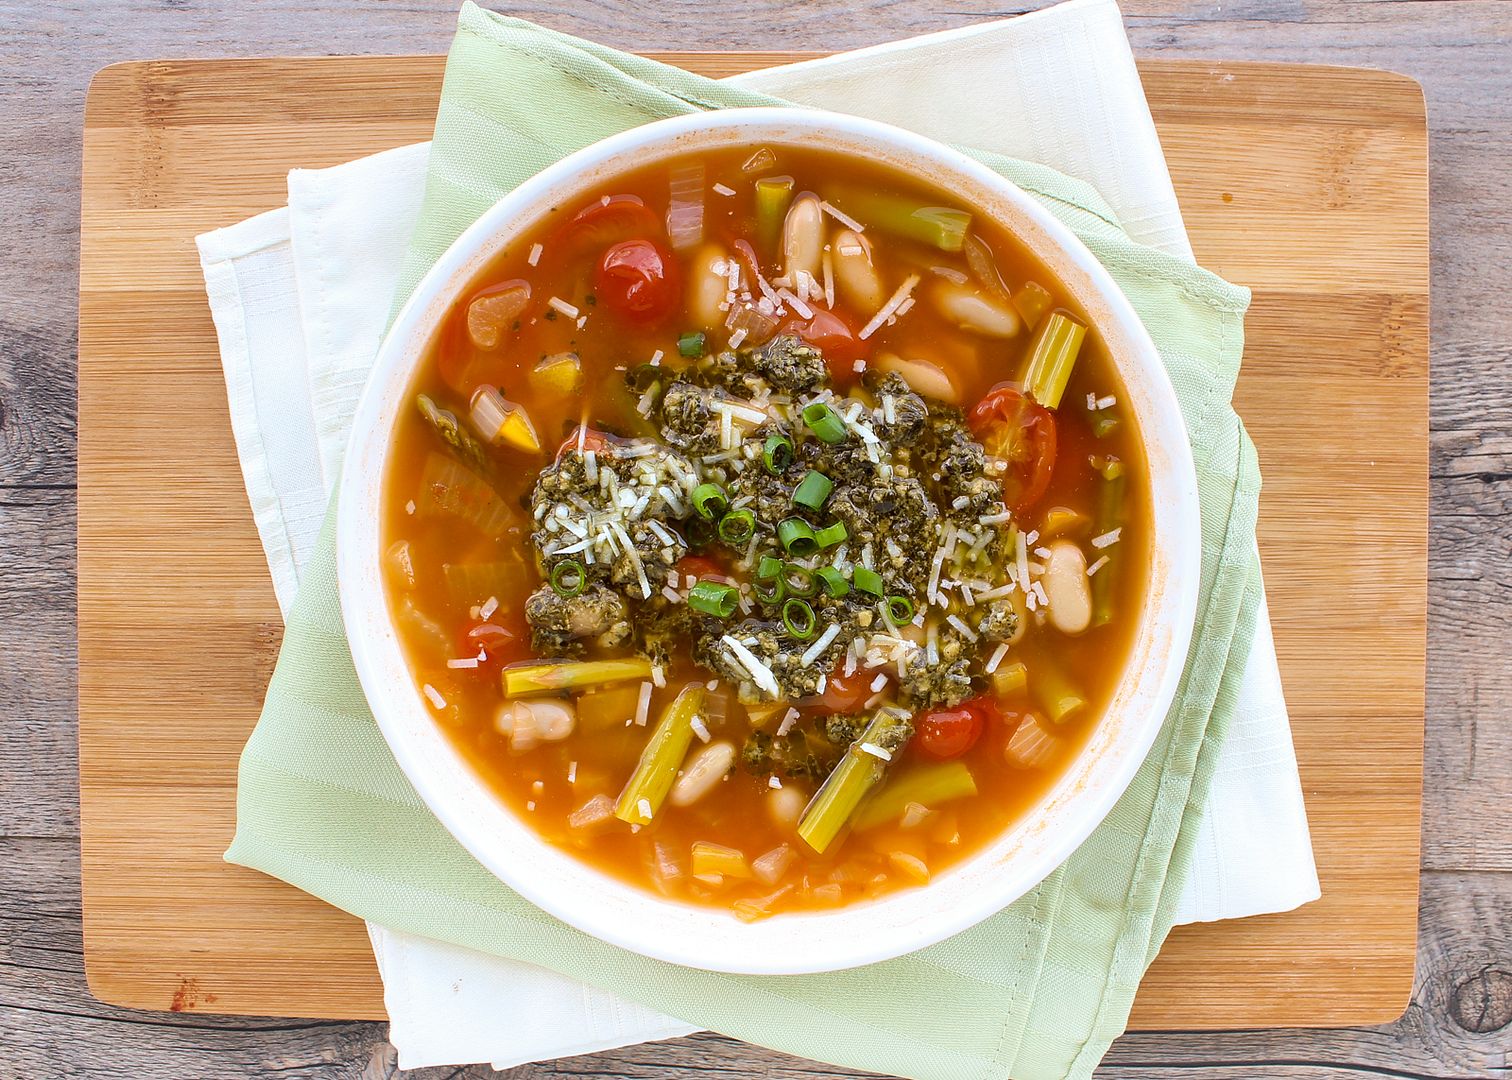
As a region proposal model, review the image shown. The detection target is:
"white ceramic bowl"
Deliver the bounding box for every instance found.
[338,108,1199,975]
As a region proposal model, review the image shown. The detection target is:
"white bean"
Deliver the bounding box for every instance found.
[874,352,960,404]
[686,244,730,331]
[766,783,807,830]
[830,228,884,311]
[1042,540,1093,635]
[781,194,824,284]
[669,740,736,807]
[929,280,1022,338]
[494,698,576,751]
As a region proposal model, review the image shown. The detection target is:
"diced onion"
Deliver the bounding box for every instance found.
[666,163,705,251]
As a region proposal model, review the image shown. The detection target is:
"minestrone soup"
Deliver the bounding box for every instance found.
[382,143,1148,919]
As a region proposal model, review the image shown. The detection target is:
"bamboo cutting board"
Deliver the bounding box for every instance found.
[77,53,1428,1029]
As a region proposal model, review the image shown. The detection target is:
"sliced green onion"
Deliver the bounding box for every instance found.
[885,595,915,625]
[763,432,793,474]
[1091,413,1120,439]
[691,482,728,520]
[791,470,834,511]
[814,521,848,548]
[688,580,739,618]
[677,331,706,358]
[783,563,818,598]
[802,402,847,444]
[753,575,784,604]
[756,554,784,582]
[549,559,586,597]
[782,598,817,640]
[1022,310,1087,410]
[816,566,850,597]
[778,517,818,556]
[718,509,755,545]
[852,566,884,597]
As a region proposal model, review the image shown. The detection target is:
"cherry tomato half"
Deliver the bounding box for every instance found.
[557,194,662,255]
[779,309,866,372]
[595,239,679,325]
[817,670,873,714]
[967,384,1058,513]
[460,610,532,672]
[915,704,985,760]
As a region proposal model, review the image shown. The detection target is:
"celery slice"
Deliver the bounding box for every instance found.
[502,658,652,697]
[852,761,977,831]
[824,186,971,252]
[796,707,913,853]
[614,683,705,825]
[1021,311,1087,410]
[1092,458,1126,627]
[754,175,795,258]
[1030,655,1086,724]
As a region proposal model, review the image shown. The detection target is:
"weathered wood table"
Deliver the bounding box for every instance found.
[4,1,1509,1077]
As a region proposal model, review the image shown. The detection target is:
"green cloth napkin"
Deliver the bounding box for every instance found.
[227,6,1260,1077]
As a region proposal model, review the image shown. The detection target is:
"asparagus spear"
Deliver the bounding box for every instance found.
[417,393,491,474]
[1021,311,1087,410]
[614,683,705,826]
[1091,457,1126,627]
[797,707,914,854]
[502,658,652,698]
[852,761,977,831]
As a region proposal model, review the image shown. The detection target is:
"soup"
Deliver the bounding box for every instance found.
[382,144,1148,920]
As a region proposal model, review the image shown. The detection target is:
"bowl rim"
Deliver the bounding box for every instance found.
[337,106,1200,975]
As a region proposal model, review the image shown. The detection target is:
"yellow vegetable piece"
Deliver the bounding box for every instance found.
[690,841,752,880]
[576,682,644,730]
[529,351,583,397]
[991,661,1028,698]
[499,408,542,455]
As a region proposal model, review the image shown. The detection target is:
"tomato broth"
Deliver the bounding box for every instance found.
[382,143,1149,919]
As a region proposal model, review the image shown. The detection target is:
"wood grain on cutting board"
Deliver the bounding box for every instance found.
[77,53,1427,1027]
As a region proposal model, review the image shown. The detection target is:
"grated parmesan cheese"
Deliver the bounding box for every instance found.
[1092,528,1122,549]
[859,274,920,340]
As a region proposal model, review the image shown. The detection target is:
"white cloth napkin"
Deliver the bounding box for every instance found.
[197,0,1319,1067]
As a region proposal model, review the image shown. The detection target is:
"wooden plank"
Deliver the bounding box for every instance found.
[77,52,1427,1029]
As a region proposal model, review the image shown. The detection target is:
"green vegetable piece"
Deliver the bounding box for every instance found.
[756,554,784,582]
[851,566,884,597]
[688,579,739,618]
[1091,412,1120,439]
[801,402,847,444]
[717,508,755,545]
[417,393,491,474]
[1031,655,1086,724]
[1021,310,1087,410]
[755,175,796,257]
[791,470,834,512]
[782,598,817,640]
[885,595,915,625]
[614,684,706,825]
[1091,457,1126,627]
[778,517,818,556]
[783,563,818,598]
[677,331,706,358]
[549,559,586,597]
[691,482,728,520]
[814,521,848,548]
[798,707,915,853]
[852,761,978,831]
[823,187,971,252]
[763,431,794,474]
[816,566,850,598]
[503,658,652,697]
